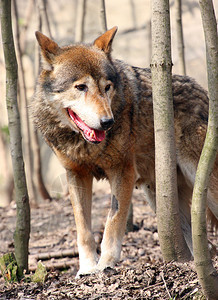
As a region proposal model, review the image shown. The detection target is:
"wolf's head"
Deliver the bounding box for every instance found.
[35,27,118,144]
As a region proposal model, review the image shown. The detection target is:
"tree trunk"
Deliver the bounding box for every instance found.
[32,128,51,200]
[151,0,191,262]
[0,130,13,206]
[31,0,51,201]
[19,0,34,53]
[13,0,37,205]
[175,0,186,75]
[191,0,218,298]
[74,0,86,42]
[0,0,30,273]
[129,0,137,29]
[146,19,152,66]
[100,0,107,33]
[37,0,52,38]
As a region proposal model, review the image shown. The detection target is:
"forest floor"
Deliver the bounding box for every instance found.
[0,187,217,299]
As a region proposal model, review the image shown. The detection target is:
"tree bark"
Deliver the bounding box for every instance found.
[37,0,52,38]
[175,0,186,75]
[19,0,34,53]
[146,19,152,66]
[151,0,191,262]
[191,0,218,298]
[0,130,13,206]
[31,0,51,201]
[0,0,30,273]
[74,0,86,42]
[13,0,37,205]
[32,128,51,200]
[129,0,137,29]
[100,0,107,33]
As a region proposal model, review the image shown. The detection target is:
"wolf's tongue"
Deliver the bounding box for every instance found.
[67,108,105,142]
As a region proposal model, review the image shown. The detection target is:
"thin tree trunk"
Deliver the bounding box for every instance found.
[13,0,37,205]
[32,128,51,200]
[191,0,218,298]
[75,0,86,42]
[151,0,191,262]
[0,0,30,273]
[147,19,152,66]
[32,0,51,201]
[100,0,107,33]
[0,130,13,206]
[129,0,137,29]
[175,0,186,75]
[19,0,34,53]
[35,0,42,78]
[37,0,52,38]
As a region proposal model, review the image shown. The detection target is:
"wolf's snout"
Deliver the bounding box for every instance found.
[100,117,114,130]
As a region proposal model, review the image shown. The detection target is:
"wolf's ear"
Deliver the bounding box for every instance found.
[35,31,60,70]
[94,26,118,55]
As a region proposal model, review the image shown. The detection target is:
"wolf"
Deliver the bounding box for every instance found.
[33,27,218,276]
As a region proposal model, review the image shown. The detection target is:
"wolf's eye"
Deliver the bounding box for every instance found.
[105,84,111,92]
[75,84,87,92]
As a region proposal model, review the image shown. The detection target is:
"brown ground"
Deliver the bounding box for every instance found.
[0,187,217,299]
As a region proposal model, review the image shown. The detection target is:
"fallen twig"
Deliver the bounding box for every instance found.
[142,281,163,291]
[29,260,76,272]
[160,271,172,299]
[32,249,78,261]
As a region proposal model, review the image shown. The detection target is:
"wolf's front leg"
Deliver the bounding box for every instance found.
[66,170,97,276]
[97,162,135,271]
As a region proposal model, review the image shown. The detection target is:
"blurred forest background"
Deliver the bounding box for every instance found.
[0,0,217,206]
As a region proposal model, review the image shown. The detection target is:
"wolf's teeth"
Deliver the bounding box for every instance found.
[90,130,95,138]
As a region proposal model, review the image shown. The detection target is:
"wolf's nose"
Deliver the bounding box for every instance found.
[100,117,114,130]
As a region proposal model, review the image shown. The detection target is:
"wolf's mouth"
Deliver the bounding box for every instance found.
[67,108,105,143]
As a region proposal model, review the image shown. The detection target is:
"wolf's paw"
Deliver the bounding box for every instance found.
[96,254,119,271]
[75,266,99,279]
[101,266,118,275]
[76,264,118,278]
